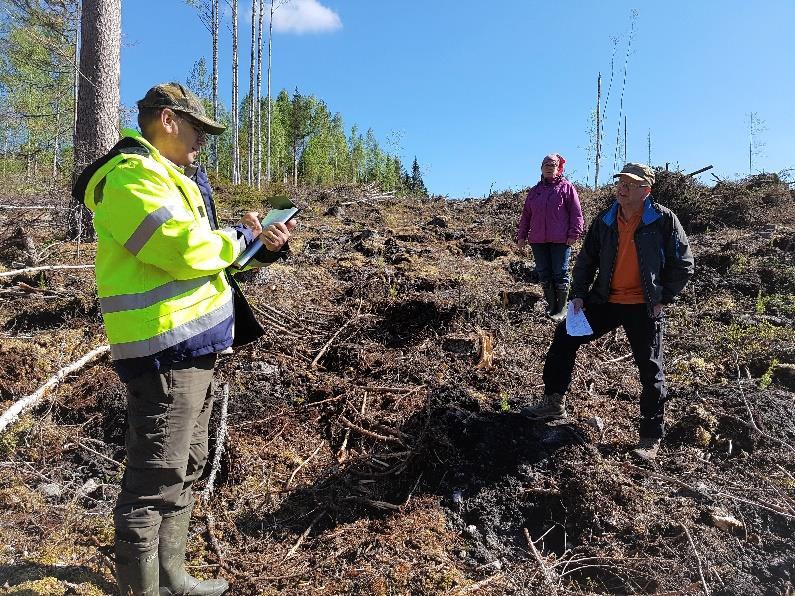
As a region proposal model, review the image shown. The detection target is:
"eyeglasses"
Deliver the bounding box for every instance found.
[177,114,206,139]
[542,162,559,167]
[616,180,648,190]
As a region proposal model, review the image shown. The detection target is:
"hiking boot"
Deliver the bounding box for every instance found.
[116,538,159,596]
[541,283,556,317]
[632,437,661,461]
[521,393,567,421]
[159,508,229,596]
[550,285,569,322]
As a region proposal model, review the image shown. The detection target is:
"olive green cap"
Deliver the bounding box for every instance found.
[613,163,655,186]
[137,82,225,135]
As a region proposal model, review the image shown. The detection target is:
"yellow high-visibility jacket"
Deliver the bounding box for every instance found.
[79,129,248,361]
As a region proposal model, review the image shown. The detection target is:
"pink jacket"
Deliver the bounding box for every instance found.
[516,176,583,244]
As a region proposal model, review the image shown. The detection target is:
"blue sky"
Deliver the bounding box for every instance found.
[122,0,794,198]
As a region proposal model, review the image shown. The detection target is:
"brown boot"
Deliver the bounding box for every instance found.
[521,393,567,421]
[632,437,661,461]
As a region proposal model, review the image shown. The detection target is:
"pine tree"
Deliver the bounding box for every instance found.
[70,0,121,240]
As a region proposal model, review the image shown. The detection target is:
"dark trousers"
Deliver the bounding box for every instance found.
[114,354,217,545]
[531,242,572,287]
[543,302,666,438]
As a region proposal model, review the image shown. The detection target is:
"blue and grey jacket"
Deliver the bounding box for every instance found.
[571,197,694,315]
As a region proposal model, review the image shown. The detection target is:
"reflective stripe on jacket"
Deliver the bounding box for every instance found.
[571,197,694,315]
[81,129,245,361]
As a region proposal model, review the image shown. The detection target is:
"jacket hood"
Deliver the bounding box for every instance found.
[77,129,153,212]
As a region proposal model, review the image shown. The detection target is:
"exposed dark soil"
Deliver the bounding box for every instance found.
[1,173,794,595]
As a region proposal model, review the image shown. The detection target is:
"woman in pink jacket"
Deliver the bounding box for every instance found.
[516,153,584,321]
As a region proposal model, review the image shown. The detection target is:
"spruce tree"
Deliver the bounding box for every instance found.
[410,157,428,196]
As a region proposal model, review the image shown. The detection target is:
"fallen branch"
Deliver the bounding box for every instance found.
[0,204,69,210]
[202,383,229,500]
[72,439,122,469]
[734,359,795,454]
[523,527,559,595]
[250,304,301,337]
[602,352,633,364]
[338,415,405,445]
[621,462,794,518]
[345,496,401,511]
[680,524,710,595]
[0,264,94,279]
[286,441,324,489]
[454,573,504,594]
[285,510,326,559]
[0,345,110,434]
[311,314,357,368]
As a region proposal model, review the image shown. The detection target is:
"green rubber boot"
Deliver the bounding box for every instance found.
[550,285,569,322]
[541,283,556,317]
[159,508,228,596]
[116,539,159,596]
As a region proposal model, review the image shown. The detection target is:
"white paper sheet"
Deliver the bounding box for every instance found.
[565,301,593,336]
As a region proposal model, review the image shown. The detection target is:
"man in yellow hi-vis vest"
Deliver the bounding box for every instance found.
[74,83,295,595]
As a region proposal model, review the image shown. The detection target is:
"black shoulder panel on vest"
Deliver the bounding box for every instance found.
[71,137,150,202]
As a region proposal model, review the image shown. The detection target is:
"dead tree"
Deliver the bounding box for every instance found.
[212,0,219,174]
[69,0,121,241]
[256,0,264,188]
[231,0,240,184]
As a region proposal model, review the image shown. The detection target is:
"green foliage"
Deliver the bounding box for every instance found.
[202,77,406,190]
[759,358,779,389]
[755,290,765,315]
[0,0,78,181]
[499,392,510,413]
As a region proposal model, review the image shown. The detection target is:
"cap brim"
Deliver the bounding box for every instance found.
[190,113,226,135]
[613,172,645,182]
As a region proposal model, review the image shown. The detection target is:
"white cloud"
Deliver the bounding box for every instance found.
[271,0,342,34]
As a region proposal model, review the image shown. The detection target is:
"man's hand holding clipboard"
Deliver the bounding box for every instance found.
[232,195,300,269]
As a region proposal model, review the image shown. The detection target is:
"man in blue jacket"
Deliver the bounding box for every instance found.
[523,163,694,461]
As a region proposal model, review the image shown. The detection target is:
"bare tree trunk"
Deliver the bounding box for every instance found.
[594,72,601,190]
[256,0,264,188]
[69,0,121,241]
[266,0,273,183]
[52,97,60,179]
[231,0,240,184]
[247,0,256,185]
[212,0,219,174]
[623,114,627,164]
[73,2,80,143]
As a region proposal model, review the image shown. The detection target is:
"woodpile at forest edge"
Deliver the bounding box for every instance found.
[0,173,794,595]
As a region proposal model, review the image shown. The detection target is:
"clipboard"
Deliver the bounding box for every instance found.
[231,195,299,269]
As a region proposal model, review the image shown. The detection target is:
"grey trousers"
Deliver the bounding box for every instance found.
[114,354,217,545]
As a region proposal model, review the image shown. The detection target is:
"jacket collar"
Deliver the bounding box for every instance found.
[602,196,661,226]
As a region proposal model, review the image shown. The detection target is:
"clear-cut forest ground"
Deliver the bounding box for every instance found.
[0,172,794,595]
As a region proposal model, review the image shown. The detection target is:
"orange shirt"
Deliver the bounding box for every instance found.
[609,208,645,304]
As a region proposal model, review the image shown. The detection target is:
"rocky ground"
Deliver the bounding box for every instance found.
[0,172,794,595]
